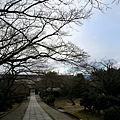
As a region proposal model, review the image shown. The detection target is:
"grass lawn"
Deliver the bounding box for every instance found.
[54,98,104,120]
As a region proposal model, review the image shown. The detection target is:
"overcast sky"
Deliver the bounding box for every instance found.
[1,1,120,74]
[67,2,120,63]
[54,2,120,73]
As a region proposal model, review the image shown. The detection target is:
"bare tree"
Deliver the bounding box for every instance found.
[112,0,120,4]
[0,0,109,68]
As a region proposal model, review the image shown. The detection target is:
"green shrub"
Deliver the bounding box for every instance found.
[44,95,55,106]
[80,92,97,111]
[39,90,48,98]
[93,94,109,114]
[15,95,24,103]
[0,99,13,112]
[104,106,120,120]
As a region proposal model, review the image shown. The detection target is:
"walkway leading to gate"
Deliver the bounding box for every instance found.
[22,92,53,120]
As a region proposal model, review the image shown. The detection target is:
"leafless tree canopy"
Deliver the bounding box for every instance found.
[0,0,114,71]
[0,0,91,68]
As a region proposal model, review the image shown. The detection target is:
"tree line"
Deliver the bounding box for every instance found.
[39,60,120,119]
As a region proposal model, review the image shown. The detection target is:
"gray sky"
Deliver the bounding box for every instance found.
[67,2,120,63]
[1,1,120,74]
[54,2,120,73]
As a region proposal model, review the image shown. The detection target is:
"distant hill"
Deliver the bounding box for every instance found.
[84,74,91,80]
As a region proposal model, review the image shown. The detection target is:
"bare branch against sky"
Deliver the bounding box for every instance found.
[0,0,118,74]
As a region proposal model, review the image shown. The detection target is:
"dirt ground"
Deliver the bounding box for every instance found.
[54,98,103,120]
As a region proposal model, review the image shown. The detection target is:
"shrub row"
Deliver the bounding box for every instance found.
[0,94,25,112]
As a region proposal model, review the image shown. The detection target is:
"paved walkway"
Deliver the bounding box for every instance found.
[22,93,52,120]
[0,93,77,120]
[36,97,77,120]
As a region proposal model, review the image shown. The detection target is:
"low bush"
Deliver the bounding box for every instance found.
[0,99,13,112]
[80,92,97,111]
[104,106,120,120]
[44,95,55,106]
[15,95,24,103]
